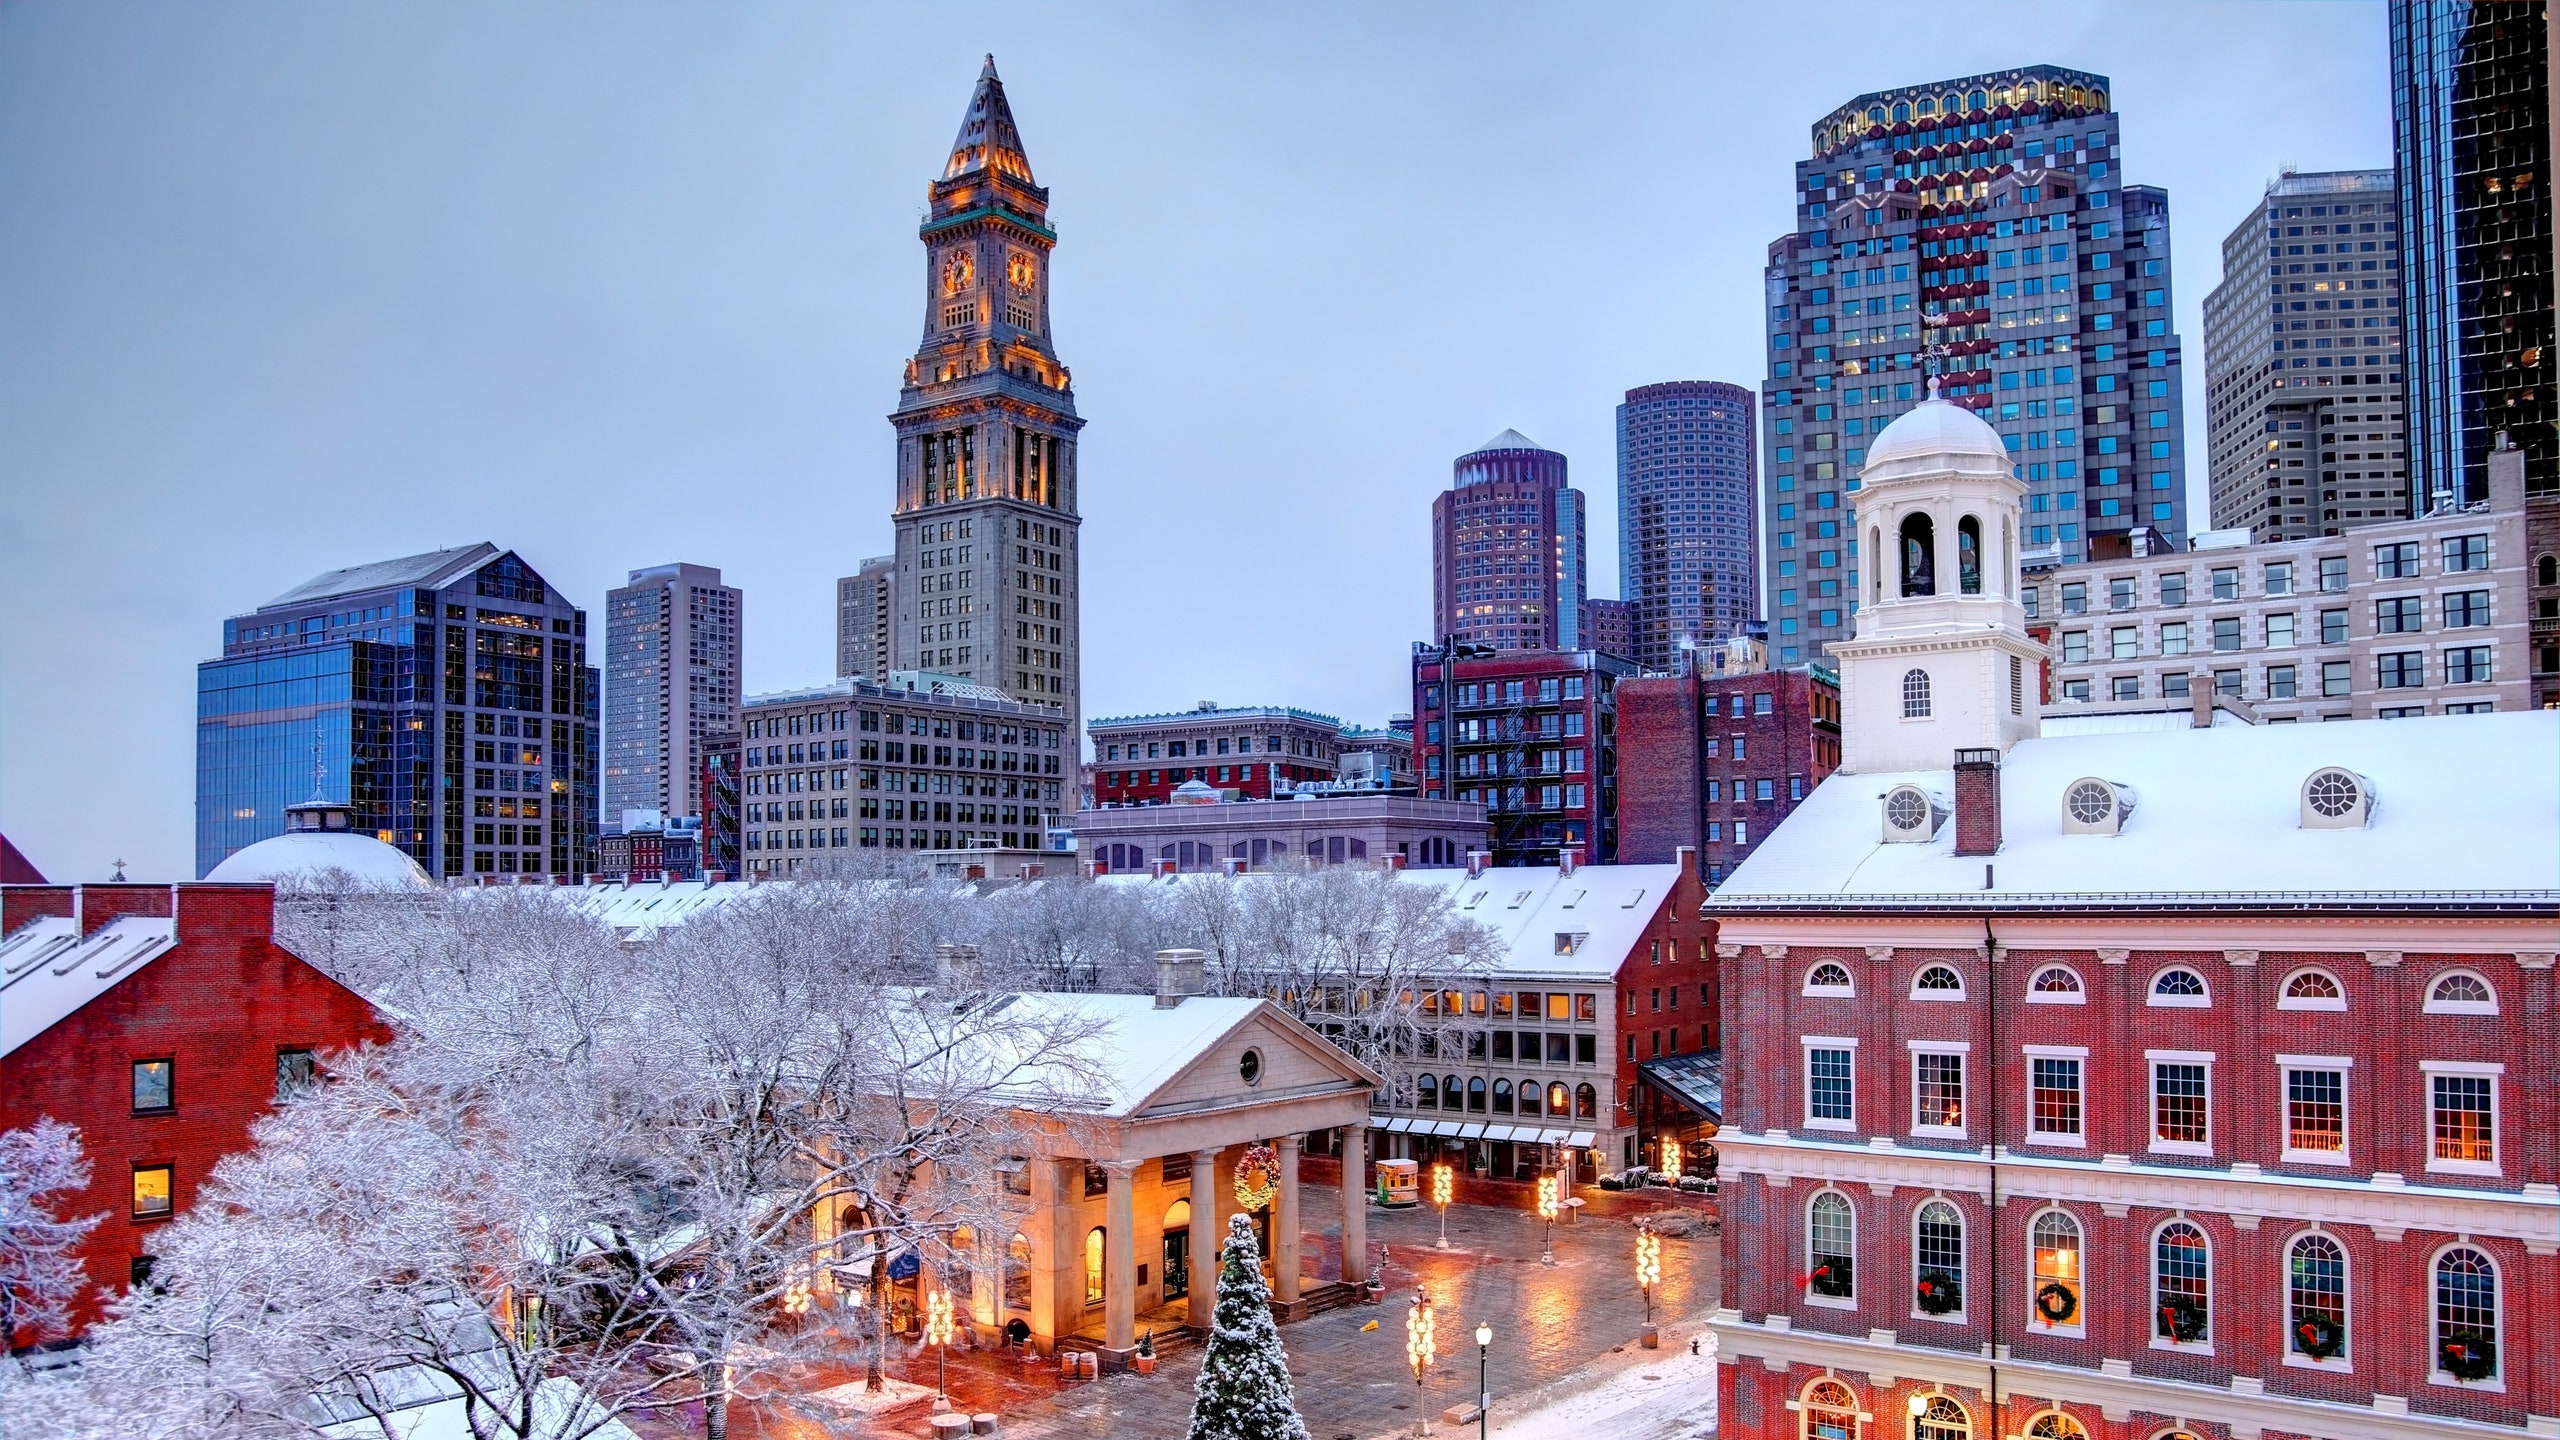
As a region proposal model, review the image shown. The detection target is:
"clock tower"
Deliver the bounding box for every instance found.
[888,56,1085,819]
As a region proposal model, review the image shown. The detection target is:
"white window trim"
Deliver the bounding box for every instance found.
[2274,967,2348,1012]
[1804,1188,1858,1311]
[2280,1229,2354,1375]
[2145,1050,2215,1157]
[2427,1242,2507,1393]
[2146,967,2211,1008]
[2278,1057,2353,1167]
[2024,966,2086,1004]
[2422,970,2500,1015]
[1909,965,1968,1001]
[1802,964,1855,998]
[2024,1045,2089,1148]
[1909,1198,1968,1325]
[1803,1038,1858,1133]
[2024,1207,2088,1339]
[1909,1043,1970,1139]
[2420,1062,2502,1176]
[2148,1219,2215,1356]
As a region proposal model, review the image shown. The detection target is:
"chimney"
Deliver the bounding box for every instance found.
[1153,857,1178,878]
[1952,748,2002,858]
[1466,850,1489,878]
[1018,863,1045,881]
[2190,680,2213,729]
[2488,430,2524,513]
[1385,853,1406,871]
[1558,846,1580,877]
[1154,948,1207,1008]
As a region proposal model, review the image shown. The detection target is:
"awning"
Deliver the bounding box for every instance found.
[1382,1117,1415,1133]
[1420,1119,1467,1138]
[1635,1049,1724,1126]
[1564,1130,1598,1148]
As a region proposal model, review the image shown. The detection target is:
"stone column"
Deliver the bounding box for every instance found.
[1188,1148,1219,1330]
[1103,1160,1139,1353]
[1340,1124,1370,1284]
[1273,1134,1303,1304]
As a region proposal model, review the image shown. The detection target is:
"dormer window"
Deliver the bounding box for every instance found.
[1804,963,1855,997]
[2148,968,2210,1007]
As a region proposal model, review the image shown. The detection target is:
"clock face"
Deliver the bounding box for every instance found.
[1007,252,1036,289]
[942,250,975,296]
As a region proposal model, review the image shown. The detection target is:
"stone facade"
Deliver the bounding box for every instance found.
[603,562,740,828]
[1088,703,1351,806]
[1076,792,1486,874]
[1618,380,1759,666]
[834,555,893,683]
[1432,431,1588,652]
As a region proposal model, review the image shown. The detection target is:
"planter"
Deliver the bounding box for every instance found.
[1133,1355,1156,1376]
[1640,1326,1660,1349]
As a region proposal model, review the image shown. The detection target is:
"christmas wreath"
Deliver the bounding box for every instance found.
[2033,1282,2078,1325]
[2439,1330,2497,1382]
[1807,1257,1853,1298]
[2291,1314,2345,1361]
[2155,1295,2208,1344]
[1233,1143,1280,1211]
[1914,1269,1962,1316]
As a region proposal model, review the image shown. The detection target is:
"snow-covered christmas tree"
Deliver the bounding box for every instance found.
[1185,1213,1311,1440]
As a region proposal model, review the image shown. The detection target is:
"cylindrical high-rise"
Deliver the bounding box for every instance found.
[1617,380,1758,669]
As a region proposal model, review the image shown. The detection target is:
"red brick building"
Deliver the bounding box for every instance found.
[1087,703,1351,806]
[1616,658,1842,885]
[0,882,391,1342]
[1411,645,1634,866]
[1707,397,2560,1440]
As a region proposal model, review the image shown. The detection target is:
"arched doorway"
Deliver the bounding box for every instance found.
[1163,1199,1193,1301]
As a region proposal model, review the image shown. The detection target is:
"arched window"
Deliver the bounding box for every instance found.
[2287,1232,2348,1363]
[2153,1222,2210,1343]
[1903,669,1933,718]
[1575,1083,1598,1119]
[2424,971,2498,1015]
[1957,516,1983,594]
[1804,962,1855,996]
[1900,513,1938,596]
[2025,1414,2087,1440]
[1914,1200,1964,1317]
[1547,1082,1570,1116]
[1416,1074,1439,1110]
[2030,1209,2082,1330]
[2148,968,2209,1007]
[2539,554,2558,587]
[1870,527,1885,602]
[1807,1190,1856,1300]
[1913,1395,1970,1440]
[2278,968,2346,1011]
[1084,1226,1106,1306]
[1492,1078,1514,1114]
[2434,1246,2499,1382]
[1466,1076,1486,1113]
[1518,1079,1542,1116]
[2028,965,2085,1003]
[1802,1379,1859,1440]
[1912,965,1965,999]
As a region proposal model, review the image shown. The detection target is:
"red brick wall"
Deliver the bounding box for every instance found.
[1608,853,1716,1159]
[1608,668,1841,879]
[1614,673,1702,863]
[0,883,392,1342]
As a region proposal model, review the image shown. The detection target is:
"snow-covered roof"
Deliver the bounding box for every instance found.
[0,913,180,1057]
[205,831,435,890]
[976,991,1378,1117]
[553,878,764,938]
[1712,711,2560,908]
[265,544,501,609]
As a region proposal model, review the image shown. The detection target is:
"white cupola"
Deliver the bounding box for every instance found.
[1827,383,2045,775]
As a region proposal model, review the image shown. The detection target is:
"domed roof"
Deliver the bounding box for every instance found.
[1168,779,1223,806]
[1862,394,2011,480]
[205,831,434,890]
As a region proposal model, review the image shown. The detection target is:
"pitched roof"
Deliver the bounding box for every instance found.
[981,991,1378,1117]
[944,55,1034,184]
[264,544,501,609]
[1470,428,1547,455]
[1710,711,2560,908]
[0,833,44,885]
[0,914,180,1058]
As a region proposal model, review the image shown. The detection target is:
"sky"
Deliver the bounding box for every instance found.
[0,2,2394,882]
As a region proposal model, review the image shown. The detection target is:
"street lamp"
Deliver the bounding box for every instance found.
[1474,1322,1492,1440]
[924,1287,957,1409]
[1406,1289,1438,1434]
[1660,1136,1682,1179]
[1634,1223,1662,1348]
[1431,1161,1454,1250]
[1534,1174,1560,1266]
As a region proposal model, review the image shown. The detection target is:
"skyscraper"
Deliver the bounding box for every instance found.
[1431,430,1587,652]
[835,554,893,683]
[1761,67,2190,667]
[2201,169,2408,539]
[602,562,740,828]
[196,544,598,880]
[1617,380,1758,668]
[2392,0,2552,508]
[889,56,1084,803]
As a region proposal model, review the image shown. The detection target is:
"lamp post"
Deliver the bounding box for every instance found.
[1473,1322,1492,1440]
[1534,1174,1560,1266]
[1406,1288,1438,1434]
[1431,1161,1454,1250]
[1634,1223,1662,1348]
[924,1287,957,1410]
[1660,1136,1682,1180]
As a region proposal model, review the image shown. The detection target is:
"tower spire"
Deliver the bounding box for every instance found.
[944,54,1033,184]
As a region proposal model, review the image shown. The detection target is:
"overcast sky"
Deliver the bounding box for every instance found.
[0,2,2391,881]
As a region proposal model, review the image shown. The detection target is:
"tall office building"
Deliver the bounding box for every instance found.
[1431,430,1588,651]
[835,555,893,682]
[2392,0,2552,508]
[888,57,1085,807]
[602,562,740,827]
[2202,170,2408,539]
[196,544,599,880]
[1761,67,2190,666]
[1617,380,1758,669]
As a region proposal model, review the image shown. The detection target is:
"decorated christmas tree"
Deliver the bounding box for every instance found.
[1185,1213,1312,1440]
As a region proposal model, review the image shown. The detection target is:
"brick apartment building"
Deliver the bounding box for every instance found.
[0,880,391,1342]
[1087,703,1356,806]
[1617,650,1843,885]
[1707,393,2560,1440]
[1411,645,1634,866]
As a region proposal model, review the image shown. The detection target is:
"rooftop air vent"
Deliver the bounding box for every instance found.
[2300,767,2376,830]
[2060,778,2138,836]
[1880,784,1948,844]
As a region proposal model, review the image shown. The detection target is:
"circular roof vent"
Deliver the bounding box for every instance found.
[1880,784,1948,845]
[2060,778,2137,836]
[2300,768,2376,830]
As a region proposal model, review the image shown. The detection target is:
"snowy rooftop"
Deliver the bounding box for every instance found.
[0,913,180,1058]
[1711,711,2560,909]
[975,991,1376,1117]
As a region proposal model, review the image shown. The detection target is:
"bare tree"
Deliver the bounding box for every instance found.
[0,1120,103,1350]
